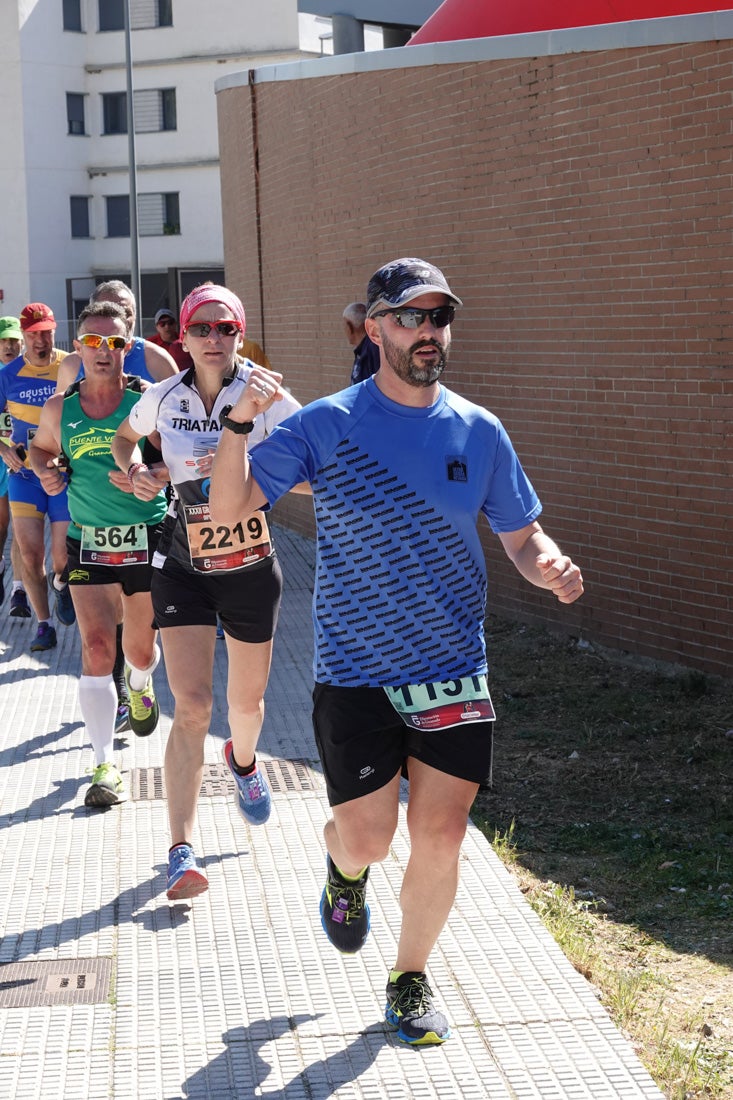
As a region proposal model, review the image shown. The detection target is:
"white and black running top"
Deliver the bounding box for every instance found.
[128,361,300,575]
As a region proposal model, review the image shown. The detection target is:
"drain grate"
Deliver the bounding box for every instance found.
[130,758,323,801]
[261,758,323,795]
[0,958,113,1008]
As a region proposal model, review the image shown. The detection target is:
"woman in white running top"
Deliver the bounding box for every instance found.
[112,284,301,901]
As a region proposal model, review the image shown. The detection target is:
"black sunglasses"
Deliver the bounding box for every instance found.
[184,320,241,338]
[371,306,455,329]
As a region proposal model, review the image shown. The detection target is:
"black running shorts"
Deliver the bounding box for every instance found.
[151,553,282,643]
[312,681,494,807]
[66,523,162,597]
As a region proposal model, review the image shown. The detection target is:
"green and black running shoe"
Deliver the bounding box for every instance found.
[124,665,159,737]
[385,971,451,1045]
[85,762,128,808]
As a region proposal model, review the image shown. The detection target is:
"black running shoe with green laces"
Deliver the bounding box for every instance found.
[385,971,451,1045]
[319,856,370,954]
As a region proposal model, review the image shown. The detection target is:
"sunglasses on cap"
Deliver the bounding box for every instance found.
[78,333,128,351]
[371,305,455,329]
[184,320,242,338]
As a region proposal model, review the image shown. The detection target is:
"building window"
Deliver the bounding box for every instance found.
[106,193,179,237]
[63,0,83,32]
[106,196,130,238]
[99,0,172,31]
[102,93,127,135]
[98,0,124,32]
[70,197,91,239]
[135,88,177,132]
[102,89,177,134]
[133,0,173,29]
[139,192,180,236]
[66,93,86,136]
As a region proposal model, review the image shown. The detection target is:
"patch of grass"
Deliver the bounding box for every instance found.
[474,616,733,1099]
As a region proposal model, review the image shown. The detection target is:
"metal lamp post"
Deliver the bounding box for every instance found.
[123,0,142,335]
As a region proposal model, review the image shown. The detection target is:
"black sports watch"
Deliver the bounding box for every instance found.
[221,414,255,435]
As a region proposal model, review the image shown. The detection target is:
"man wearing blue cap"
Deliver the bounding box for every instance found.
[209,257,584,1047]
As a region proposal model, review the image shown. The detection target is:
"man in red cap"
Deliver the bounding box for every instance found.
[0,303,76,650]
[0,316,30,617]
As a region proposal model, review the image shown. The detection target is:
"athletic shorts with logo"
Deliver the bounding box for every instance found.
[66,522,162,597]
[151,553,282,644]
[312,682,494,806]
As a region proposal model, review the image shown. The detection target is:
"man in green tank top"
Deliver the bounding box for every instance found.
[30,301,168,808]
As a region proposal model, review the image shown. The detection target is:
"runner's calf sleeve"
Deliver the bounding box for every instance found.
[78,675,118,764]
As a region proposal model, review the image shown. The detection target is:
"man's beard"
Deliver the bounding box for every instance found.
[381,329,448,388]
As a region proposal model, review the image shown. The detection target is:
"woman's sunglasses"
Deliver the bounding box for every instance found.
[184,321,242,339]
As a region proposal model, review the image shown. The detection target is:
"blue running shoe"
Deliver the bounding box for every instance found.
[385,971,451,1045]
[115,704,131,735]
[166,844,208,901]
[54,582,76,626]
[320,856,370,954]
[222,739,271,825]
[9,588,32,618]
[30,622,57,652]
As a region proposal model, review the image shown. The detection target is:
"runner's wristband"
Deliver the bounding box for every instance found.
[127,462,148,486]
[221,414,255,435]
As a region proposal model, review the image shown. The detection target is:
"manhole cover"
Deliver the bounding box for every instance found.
[130,758,322,800]
[0,958,113,1008]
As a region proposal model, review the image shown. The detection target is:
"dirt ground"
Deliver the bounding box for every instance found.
[472,616,732,1098]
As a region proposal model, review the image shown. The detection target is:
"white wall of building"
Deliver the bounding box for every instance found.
[0,4,31,315]
[1,0,303,324]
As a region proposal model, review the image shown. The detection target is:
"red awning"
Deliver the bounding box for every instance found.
[408,0,730,45]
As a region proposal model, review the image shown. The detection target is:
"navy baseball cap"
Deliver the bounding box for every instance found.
[366,258,462,317]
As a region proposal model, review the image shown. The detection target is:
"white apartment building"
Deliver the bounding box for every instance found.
[0,0,305,340]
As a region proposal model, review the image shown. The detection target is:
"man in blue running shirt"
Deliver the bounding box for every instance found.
[0,303,76,649]
[209,257,584,1047]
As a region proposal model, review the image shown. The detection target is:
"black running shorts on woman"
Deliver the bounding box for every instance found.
[152,553,282,643]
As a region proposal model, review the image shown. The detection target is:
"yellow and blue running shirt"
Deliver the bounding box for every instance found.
[249,376,543,688]
[0,349,68,459]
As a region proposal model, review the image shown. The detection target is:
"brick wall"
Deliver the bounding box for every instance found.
[217,39,733,678]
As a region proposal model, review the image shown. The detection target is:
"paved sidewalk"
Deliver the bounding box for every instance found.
[0,526,664,1099]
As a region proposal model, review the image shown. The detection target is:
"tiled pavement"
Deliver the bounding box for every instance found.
[0,525,664,1099]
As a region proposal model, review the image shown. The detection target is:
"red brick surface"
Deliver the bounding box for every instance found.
[218,41,733,677]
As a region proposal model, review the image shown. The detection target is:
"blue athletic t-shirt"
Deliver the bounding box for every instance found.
[124,338,154,384]
[249,378,542,688]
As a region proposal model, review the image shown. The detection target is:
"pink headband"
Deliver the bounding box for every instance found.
[179,284,246,336]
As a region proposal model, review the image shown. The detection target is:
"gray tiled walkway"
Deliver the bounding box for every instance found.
[0,525,664,1098]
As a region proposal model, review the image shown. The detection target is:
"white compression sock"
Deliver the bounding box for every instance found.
[78,675,118,764]
[126,643,161,692]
